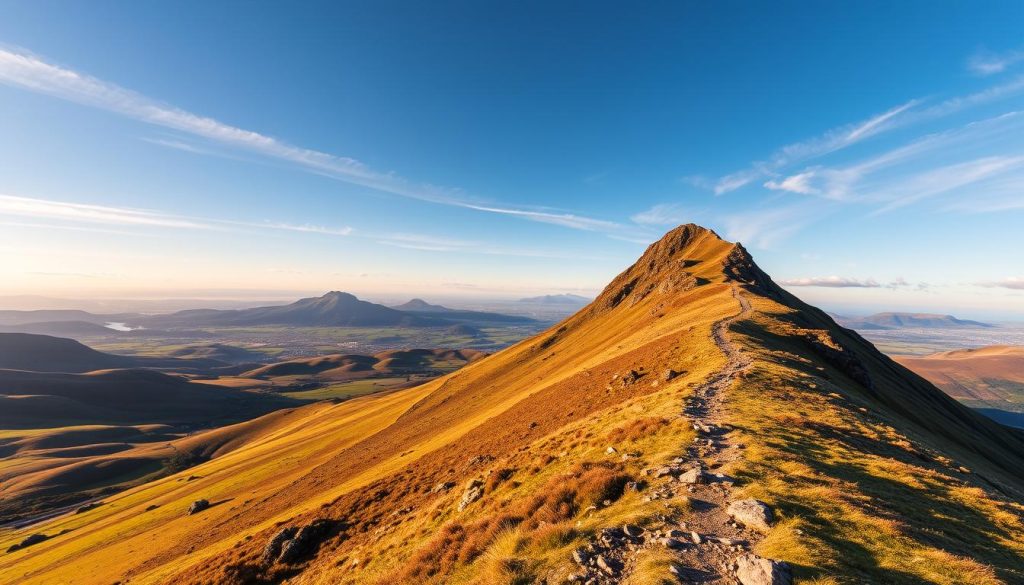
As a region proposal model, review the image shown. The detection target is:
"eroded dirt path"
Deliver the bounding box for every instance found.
[669,284,755,583]
[571,285,758,584]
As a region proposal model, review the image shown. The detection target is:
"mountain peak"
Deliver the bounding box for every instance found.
[590,224,776,312]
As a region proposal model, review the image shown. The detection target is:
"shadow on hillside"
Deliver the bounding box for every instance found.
[726,317,1024,583]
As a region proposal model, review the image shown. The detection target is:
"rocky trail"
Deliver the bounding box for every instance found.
[571,285,791,585]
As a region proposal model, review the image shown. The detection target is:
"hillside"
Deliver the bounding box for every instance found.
[895,346,1024,427]
[393,299,535,324]
[3,225,1023,585]
[836,312,992,330]
[143,292,450,328]
[0,333,228,373]
[0,368,296,429]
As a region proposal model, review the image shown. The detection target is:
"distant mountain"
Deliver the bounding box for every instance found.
[392,298,534,324]
[836,312,992,330]
[517,293,591,306]
[143,292,451,328]
[0,333,227,373]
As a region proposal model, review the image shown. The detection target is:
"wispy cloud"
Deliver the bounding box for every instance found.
[978,277,1024,290]
[715,74,1024,196]
[778,276,881,288]
[778,275,914,288]
[0,193,355,237]
[630,203,689,226]
[721,201,831,248]
[969,47,1024,76]
[376,232,599,259]
[462,204,622,232]
[0,193,212,229]
[762,111,1024,210]
[714,100,920,195]
[0,46,618,233]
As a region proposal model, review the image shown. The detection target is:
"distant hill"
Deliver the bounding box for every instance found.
[392,298,534,324]
[895,345,1024,406]
[517,293,591,306]
[0,309,136,326]
[0,368,296,429]
[166,343,266,364]
[0,333,227,373]
[143,291,450,328]
[242,348,486,379]
[836,312,992,330]
[0,320,119,337]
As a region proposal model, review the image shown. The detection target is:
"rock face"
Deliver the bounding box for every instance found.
[727,499,774,532]
[458,479,484,511]
[187,499,210,515]
[735,553,792,585]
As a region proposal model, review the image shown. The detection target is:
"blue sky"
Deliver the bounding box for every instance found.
[0,1,1022,318]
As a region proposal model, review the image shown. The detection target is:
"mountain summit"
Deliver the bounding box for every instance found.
[4,224,1023,585]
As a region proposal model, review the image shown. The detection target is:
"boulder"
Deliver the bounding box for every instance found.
[678,467,705,484]
[663,369,681,382]
[458,479,484,511]
[735,554,792,585]
[727,499,774,533]
[20,534,48,548]
[187,499,210,515]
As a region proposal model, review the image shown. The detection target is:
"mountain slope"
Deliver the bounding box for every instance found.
[3,225,1022,585]
[143,292,450,328]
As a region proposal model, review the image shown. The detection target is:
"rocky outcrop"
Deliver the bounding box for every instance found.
[187,499,209,515]
[457,479,484,511]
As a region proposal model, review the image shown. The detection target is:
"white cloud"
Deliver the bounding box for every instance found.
[0,47,621,233]
[778,276,881,288]
[969,48,1024,76]
[630,203,689,226]
[764,170,820,195]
